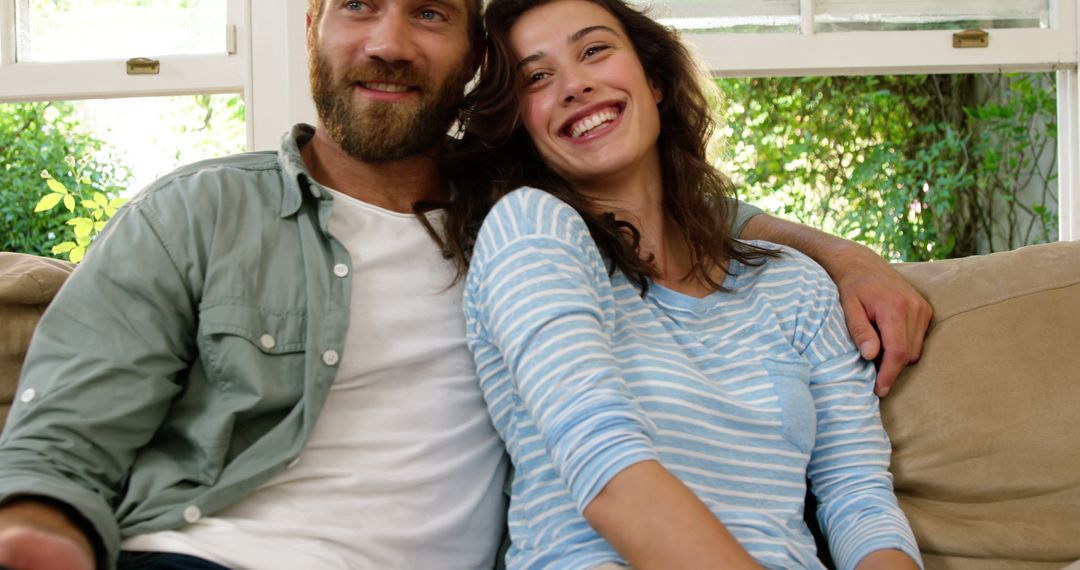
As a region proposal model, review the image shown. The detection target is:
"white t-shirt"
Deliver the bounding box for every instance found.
[123,189,507,569]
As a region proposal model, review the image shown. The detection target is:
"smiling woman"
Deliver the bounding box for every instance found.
[452,0,922,568]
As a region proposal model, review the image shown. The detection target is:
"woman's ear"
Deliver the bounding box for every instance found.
[649,77,664,104]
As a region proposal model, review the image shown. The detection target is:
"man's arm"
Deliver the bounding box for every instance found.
[740,214,932,396]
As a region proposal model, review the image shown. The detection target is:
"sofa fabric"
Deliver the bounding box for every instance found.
[0,252,74,429]
[1,242,1078,568]
[887,241,1080,570]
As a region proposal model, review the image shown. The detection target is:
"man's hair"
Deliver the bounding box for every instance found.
[442,0,776,291]
[308,0,485,58]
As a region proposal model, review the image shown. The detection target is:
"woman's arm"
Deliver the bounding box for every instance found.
[797,267,923,569]
[584,460,760,570]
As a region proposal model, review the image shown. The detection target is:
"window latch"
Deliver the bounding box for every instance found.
[126,57,160,75]
[953,29,989,49]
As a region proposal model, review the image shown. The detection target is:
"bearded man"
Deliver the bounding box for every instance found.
[0,1,930,569]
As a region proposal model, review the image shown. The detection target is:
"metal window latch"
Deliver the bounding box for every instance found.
[126,57,160,75]
[953,29,989,49]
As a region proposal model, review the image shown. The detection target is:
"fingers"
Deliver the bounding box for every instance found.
[841,295,880,361]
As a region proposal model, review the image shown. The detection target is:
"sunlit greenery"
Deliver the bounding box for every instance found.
[715,73,1058,261]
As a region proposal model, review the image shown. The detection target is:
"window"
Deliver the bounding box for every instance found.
[0,0,246,129]
[652,0,1078,243]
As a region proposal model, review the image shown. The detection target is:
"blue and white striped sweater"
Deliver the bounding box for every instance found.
[464,187,921,570]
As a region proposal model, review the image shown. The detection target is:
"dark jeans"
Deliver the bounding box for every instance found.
[118,551,231,570]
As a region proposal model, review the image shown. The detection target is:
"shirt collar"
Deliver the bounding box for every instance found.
[277,123,319,218]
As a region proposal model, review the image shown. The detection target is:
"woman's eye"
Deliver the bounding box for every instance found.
[584,45,610,58]
[345,1,365,11]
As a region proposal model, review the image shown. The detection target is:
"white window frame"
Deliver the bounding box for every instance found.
[2,0,1077,241]
[676,0,1079,241]
[0,0,247,106]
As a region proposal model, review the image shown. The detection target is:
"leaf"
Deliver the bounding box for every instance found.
[93,192,108,207]
[94,221,106,232]
[63,195,76,212]
[34,193,64,212]
[73,219,94,239]
[51,242,77,254]
[82,200,101,210]
[69,246,86,264]
[46,178,69,195]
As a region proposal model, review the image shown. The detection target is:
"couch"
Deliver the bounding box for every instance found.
[2,243,1079,569]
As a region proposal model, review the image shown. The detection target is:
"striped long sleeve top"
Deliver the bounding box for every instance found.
[463,187,922,570]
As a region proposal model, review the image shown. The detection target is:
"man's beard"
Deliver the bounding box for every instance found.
[309,46,470,163]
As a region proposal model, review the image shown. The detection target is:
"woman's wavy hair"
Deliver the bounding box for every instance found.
[437,0,777,292]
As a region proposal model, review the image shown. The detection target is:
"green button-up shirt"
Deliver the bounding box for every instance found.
[0,124,355,567]
[0,124,764,569]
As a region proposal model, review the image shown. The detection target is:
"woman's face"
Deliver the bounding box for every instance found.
[508,0,663,189]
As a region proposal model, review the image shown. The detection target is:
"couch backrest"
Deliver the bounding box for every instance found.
[887,240,1080,569]
[0,253,75,431]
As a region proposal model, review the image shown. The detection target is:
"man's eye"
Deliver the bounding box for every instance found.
[418,9,446,21]
[525,71,548,85]
[345,1,365,10]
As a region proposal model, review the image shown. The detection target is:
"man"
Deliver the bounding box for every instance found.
[0,1,930,568]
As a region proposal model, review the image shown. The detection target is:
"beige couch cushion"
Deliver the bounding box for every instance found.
[0,252,74,431]
[887,241,1080,570]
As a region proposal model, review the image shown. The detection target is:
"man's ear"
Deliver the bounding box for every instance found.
[306,12,315,52]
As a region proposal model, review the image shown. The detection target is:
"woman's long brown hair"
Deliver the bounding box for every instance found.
[431,0,777,293]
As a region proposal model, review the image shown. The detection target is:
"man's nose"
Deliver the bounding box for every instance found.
[364,12,418,64]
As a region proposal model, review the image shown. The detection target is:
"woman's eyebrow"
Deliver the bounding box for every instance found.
[516,24,620,69]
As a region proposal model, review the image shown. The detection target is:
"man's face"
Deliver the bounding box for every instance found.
[308,0,476,162]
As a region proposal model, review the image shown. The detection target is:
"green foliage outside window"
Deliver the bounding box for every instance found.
[715,73,1058,261]
[0,102,129,257]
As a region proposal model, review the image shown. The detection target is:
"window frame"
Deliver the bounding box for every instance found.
[1,0,1077,241]
[675,0,1079,241]
[0,0,247,104]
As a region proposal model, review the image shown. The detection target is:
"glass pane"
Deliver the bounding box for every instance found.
[0,95,245,258]
[15,0,227,63]
[713,73,1058,260]
[654,0,800,33]
[814,0,1049,32]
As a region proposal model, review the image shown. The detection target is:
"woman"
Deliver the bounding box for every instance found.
[451,0,923,568]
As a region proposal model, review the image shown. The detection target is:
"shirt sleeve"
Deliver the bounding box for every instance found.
[0,188,200,566]
[731,199,764,237]
[464,188,659,513]
[800,283,923,570]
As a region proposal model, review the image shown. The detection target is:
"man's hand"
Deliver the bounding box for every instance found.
[830,244,932,396]
[0,501,95,570]
[741,215,932,395]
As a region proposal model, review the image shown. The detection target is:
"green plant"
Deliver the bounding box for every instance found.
[34,158,127,263]
[714,73,1057,261]
[0,102,129,256]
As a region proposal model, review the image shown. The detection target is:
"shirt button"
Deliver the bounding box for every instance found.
[322,350,340,366]
[310,186,322,199]
[19,388,36,403]
[333,263,349,278]
[259,334,276,350]
[183,505,201,523]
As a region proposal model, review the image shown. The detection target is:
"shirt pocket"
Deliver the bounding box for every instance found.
[198,301,308,411]
[763,358,815,456]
